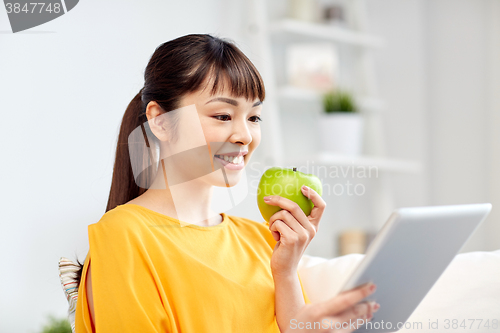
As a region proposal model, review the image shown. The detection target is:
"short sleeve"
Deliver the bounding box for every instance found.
[75,253,93,332]
[84,218,171,332]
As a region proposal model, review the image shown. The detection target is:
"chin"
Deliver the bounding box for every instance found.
[210,171,243,188]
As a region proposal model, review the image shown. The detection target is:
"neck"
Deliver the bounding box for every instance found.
[143,160,221,226]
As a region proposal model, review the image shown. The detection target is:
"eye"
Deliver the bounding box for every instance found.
[214,114,231,121]
[249,115,262,123]
[213,114,262,122]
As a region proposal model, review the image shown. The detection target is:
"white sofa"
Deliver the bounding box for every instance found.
[297,249,500,333]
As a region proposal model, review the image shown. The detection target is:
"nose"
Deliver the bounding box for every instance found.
[230,117,253,145]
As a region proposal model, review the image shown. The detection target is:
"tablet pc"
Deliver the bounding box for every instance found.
[335,203,492,333]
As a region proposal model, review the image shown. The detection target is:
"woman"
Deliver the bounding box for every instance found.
[74,34,378,333]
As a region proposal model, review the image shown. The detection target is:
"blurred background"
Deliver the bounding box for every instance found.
[1,0,499,331]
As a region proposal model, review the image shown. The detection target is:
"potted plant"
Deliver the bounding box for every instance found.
[39,315,72,333]
[319,90,364,156]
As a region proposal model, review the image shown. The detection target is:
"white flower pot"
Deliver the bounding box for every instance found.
[318,113,364,156]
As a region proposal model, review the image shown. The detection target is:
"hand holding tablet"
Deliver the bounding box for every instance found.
[286,281,380,333]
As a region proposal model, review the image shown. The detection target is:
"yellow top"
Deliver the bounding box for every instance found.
[75,204,310,332]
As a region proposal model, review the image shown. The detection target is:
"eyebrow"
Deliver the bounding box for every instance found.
[205,97,262,107]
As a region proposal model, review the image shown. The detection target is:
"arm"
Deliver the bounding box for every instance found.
[274,272,305,332]
[264,185,326,332]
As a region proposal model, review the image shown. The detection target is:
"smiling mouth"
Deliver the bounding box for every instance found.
[214,154,244,165]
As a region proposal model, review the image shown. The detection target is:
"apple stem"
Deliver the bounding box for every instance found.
[293,167,297,172]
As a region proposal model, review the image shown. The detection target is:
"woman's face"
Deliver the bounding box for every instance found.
[150,80,262,189]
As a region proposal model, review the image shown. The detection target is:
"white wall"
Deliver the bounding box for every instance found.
[424,0,499,252]
[366,0,429,209]
[366,0,500,253]
[486,0,500,251]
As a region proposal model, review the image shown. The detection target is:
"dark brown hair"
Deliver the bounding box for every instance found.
[74,34,265,286]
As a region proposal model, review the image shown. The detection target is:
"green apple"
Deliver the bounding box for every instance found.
[257,167,323,222]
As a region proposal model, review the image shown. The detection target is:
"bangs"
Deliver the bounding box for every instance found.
[185,40,266,102]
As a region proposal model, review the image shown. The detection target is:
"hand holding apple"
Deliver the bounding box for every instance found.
[257,167,326,277]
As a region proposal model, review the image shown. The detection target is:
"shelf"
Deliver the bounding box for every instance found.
[287,152,422,174]
[277,85,386,112]
[270,19,385,48]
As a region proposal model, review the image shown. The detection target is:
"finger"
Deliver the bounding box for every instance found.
[263,195,309,229]
[301,185,326,223]
[300,185,325,210]
[334,301,375,332]
[269,209,304,235]
[318,282,376,318]
[271,229,280,242]
[272,209,314,247]
[270,219,297,246]
[269,207,316,245]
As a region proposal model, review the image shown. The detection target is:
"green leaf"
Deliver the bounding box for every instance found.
[322,90,358,113]
[40,315,72,333]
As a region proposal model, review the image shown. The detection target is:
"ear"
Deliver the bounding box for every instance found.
[146,101,170,141]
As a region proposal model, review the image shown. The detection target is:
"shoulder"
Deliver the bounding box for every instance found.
[89,204,148,236]
[87,205,152,257]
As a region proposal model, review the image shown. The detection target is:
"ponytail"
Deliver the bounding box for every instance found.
[106,88,149,213]
[74,89,150,287]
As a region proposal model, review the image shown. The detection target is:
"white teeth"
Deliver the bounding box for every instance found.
[234,156,243,164]
[216,154,244,164]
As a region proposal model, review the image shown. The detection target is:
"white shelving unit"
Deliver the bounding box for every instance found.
[270,18,384,47]
[277,85,386,113]
[244,0,422,255]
